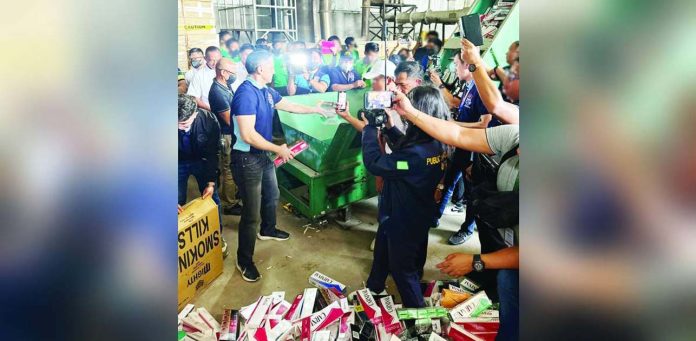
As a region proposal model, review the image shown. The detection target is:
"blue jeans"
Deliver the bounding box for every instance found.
[496,269,519,341]
[231,151,280,266]
[178,161,223,232]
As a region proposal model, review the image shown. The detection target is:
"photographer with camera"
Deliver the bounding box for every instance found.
[419,38,443,75]
[391,80,519,339]
[287,49,330,95]
[360,86,448,307]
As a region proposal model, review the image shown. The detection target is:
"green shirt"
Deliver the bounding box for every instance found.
[221,49,231,59]
[273,55,289,88]
[322,53,339,68]
[354,58,374,88]
[350,49,360,63]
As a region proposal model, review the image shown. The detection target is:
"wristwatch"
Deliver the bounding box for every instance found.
[468,63,477,72]
[472,254,485,272]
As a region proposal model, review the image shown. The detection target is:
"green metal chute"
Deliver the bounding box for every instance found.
[275,89,377,219]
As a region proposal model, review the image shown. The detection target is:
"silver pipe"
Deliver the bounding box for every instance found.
[361,0,371,38]
[385,9,468,25]
[319,0,331,39]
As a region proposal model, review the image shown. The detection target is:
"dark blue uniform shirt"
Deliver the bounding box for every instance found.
[362,126,444,229]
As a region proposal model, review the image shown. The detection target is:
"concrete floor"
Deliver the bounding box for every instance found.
[185,178,480,319]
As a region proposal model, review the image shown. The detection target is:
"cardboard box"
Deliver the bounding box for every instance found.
[178,197,223,310]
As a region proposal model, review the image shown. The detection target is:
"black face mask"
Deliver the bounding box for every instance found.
[226,75,236,87]
[230,50,240,58]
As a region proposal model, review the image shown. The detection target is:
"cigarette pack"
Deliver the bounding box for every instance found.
[310,301,345,332]
[459,278,480,293]
[356,289,382,325]
[359,321,376,341]
[300,288,319,319]
[455,321,499,334]
[247,295,273,328]
[431,319,442,335]
[449,292,492,323]
[312,330,332,341]
[182,314,213,335]
[186,331,217,341]
[350,324,362,341]
[272,291,286,304]
[309,271,347,293]
[378,296,404,335]
[447,323,484,341]
[178,304,195,324]
[219,309,239,341]
[428,332,447,341]
[196,307,221,334]
[274,140,309,167]
[240,296,263,320]
[338,313,352,341]
[282,294,303,321]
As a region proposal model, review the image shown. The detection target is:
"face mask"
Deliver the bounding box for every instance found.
[426,48,435,56]
[191,60,202,68]
[307,62,318,70]
[230,50,239,58]
[340,64,352,73]
[226,75,236,87]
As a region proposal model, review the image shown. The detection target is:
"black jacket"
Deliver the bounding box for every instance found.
[178,108,221,183]
[362,126,444,230]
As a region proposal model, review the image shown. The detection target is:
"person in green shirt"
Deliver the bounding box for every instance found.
[321,35,342,67]
[219,31,232,59]
[354,42,381,88]
[224,38,240,62]
[343,37,360,63]
[272,38,289,95]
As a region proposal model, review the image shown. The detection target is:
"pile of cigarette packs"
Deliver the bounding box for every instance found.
[479,0,517,40]
[177,272,499,341]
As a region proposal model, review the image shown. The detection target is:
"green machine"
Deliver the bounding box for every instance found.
[275,89,377,220]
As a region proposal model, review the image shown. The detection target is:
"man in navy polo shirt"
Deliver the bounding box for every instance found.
[328,54,366,92]
[230,50,333,282]
[446,51,502,245]
[208,58,242,216]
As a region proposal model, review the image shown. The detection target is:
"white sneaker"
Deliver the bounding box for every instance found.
[370,238,375,251]
[444,204,466,216]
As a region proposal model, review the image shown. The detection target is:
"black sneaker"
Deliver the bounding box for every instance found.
[448,229,474,245]
[223,203,243,216]
[236,262,261,282]
[257,229,290,241]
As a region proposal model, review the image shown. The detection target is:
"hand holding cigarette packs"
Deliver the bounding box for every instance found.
[274,140,309,167]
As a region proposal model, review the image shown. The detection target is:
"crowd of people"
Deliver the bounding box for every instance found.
[178,30,520,340]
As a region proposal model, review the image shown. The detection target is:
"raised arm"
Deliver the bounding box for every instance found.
[461,39,519,124]
[275,98,332,117]
[392,89,493,154]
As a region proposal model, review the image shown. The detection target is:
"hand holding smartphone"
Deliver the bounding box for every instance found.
[336,91,347,111]
[460,14,484,46]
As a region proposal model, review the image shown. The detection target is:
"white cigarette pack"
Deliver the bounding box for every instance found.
[299,288,318,319]
[309,271,347,292]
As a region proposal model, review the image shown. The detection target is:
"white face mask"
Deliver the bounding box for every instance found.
[340,64,352,73]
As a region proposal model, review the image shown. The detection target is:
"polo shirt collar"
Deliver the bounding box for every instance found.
[248,77,266,89]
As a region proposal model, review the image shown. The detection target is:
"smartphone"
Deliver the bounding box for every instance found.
[364,91,393,110]
[321,41,334,54]
[460,14,484,46]
[337,91,347,111]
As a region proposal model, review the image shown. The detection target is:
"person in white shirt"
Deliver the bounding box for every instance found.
[186,46,220,111]
[230,43,254,92]
[184,47,204,85]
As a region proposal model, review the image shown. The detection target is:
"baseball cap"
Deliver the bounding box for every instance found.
[362,59,397,79]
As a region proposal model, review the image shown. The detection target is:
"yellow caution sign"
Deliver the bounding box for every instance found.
[179,24,215,31]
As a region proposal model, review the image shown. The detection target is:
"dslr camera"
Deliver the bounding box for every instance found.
[360,91,393,127]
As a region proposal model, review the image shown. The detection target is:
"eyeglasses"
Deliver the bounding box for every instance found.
[221,69,236,74]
